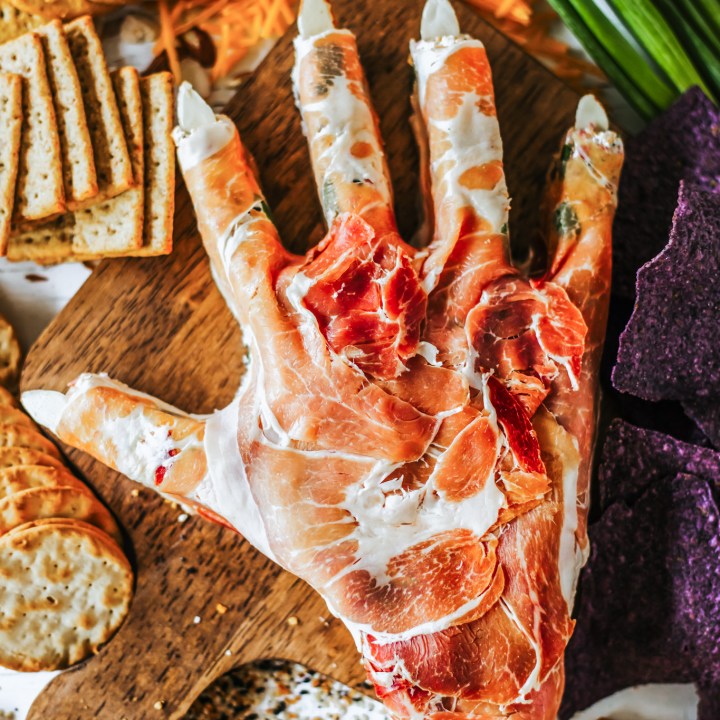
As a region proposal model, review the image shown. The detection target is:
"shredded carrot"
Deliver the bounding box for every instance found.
[152,0,603,98]
[158,0,183,83]
[153,0,297,84]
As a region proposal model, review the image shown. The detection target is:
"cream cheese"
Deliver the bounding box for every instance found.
[173,82,235,172]
[421,0,460,40]
[569,684,699,720]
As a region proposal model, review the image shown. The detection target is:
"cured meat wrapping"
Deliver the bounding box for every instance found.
[23,0,624,717]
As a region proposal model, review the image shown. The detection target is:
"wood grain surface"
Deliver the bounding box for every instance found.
[21,1,580,717]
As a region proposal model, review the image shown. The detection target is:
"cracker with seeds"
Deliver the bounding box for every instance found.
[0,33,64,224]
[0,72,22,254]
[37,19,97,208]
[0,464,86,500]
[0,520,132,671]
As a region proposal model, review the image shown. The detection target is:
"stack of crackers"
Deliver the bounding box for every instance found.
[0,388,133,671]
[0,15,175,264]
[0,318,133,671]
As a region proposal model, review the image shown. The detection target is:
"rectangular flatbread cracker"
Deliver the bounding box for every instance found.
[37,19,98,208]
[0,72,22,254]
[0,33,65,224]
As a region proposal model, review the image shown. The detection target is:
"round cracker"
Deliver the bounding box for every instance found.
[0,465,87,501]
[0,423,61,458]
[0,447,65,471]
[0,315,21,392]
[4,0,116,19]
[0,406,36,429]
[0,486,122,545]
[5,517,120,547]
[0,522,133,671]
[0,386,18,408]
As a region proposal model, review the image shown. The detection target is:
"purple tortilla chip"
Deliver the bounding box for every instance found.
[598,419,720,512]
[683,398,720,450]
[561,473,720,719]
[613,87,720,299]
[612,184,720,402]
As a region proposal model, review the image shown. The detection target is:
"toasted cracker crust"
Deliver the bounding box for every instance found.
[0,73,22,254]
[0,521,132,671]
[0,33,65,223]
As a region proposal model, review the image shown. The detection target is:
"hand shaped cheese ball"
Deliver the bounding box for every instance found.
[24,0,624,716]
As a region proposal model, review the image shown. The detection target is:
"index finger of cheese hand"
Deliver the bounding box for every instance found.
[294,0,397,237]
[22,375,208,500]
[412,0,513,294]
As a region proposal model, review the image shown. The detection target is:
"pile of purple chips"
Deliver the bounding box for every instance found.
[612,88,720,300]
[563,89,720,718]
[613,184,720,447]
[562,421,720,719]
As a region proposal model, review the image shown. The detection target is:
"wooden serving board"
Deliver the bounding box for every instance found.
[21,2,580,717]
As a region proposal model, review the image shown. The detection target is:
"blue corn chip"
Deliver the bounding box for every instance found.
[561,472,720,720]
[683,399,720,450]
[612,184,720,405]
[613,87,720,299]
[598,419,720,512]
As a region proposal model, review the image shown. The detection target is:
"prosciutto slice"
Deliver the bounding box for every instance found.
[22,1,624,717]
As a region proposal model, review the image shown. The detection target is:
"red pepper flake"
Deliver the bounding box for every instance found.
[154,448,180,486]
